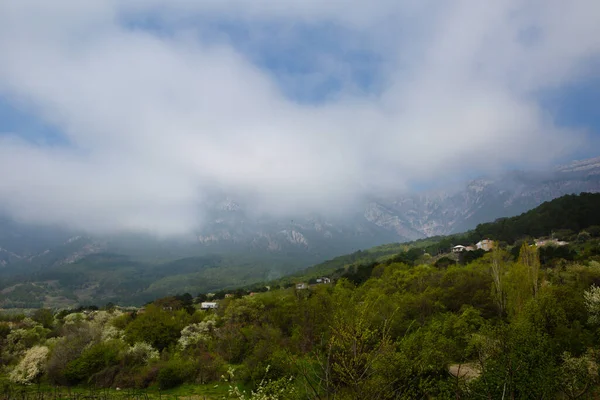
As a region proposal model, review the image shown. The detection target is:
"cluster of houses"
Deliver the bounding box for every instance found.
[452,238,569,254]
[296,277,331,290]
[199,278,332,308]
[452,239,494,253]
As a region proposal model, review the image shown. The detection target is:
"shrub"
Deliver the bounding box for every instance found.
[178,319,217,350]
[63,340,124,384]
[4,325,50,357]
[32,309,55,329]
[156,358,196,390]
[0,322,10,341]
[47,326,96,385]
[9,345,50,385]
[125,342,159,365]
[125,305,188,351]
[195,352,226,384]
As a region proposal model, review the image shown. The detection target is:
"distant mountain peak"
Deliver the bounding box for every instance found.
[557,156,600,174]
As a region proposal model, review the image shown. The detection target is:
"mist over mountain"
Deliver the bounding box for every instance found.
[1,1,600,239]
[1,157,598,272]
[0,157,598,308]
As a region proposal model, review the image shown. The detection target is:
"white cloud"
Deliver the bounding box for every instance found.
[0,0,598,234]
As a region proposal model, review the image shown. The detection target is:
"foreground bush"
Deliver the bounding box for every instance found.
[156,358,197,390]
[9,345,49,385]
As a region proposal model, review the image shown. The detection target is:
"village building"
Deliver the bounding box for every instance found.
[200,302,218,309]
[452,245,467,253]
[476,239,494,251]
[296,283,308,290]
[534,238,569,247]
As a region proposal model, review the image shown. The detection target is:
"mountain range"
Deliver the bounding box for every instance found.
[0,156,599,307]
[2,156,600,269]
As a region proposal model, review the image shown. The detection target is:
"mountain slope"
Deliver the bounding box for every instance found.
[0,156,598,291]
[288,192,600,282]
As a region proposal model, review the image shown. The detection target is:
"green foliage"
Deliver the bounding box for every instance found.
[31,308,54,329]
[156,358,196,390]
[124,305,189,351]
[470,320,558,398]
[559,351,598,399]
[3,198,600,397]
[434,256,456,268]
[225,366,296,400]
[63,340,124,384]
[472,192,600,244]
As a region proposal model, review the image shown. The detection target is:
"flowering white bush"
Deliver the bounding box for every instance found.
[5,325,50,356]
[63,312,85,325]
[20,318,38,329]
[178,319,217,349]
[101,325,124,341]
[584,284,600,324]
[126,342,159,364]
[9,345,50,385]
[89,310,123,327]
[224,366,295,400]
[559,351,598,399]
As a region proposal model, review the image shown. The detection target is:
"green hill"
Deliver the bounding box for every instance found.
[278,192,600,284]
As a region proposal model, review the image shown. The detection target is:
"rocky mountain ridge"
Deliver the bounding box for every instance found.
[0,157,599,270]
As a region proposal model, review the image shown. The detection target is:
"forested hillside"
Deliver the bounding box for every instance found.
[287,192,600,283]
[2,194,600,398]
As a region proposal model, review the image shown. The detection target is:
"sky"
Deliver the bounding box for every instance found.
[0,0,599,235]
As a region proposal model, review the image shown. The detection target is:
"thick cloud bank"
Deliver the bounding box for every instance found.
[0,0,598,234]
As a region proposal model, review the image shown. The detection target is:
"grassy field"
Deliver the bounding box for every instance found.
[0,380,242,400]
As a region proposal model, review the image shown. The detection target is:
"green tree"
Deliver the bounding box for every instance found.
[488,246,509,316]
[518,243,540,298]
[31,308,55,329]
[558,351,598,399]
[125,305,189,351]
[63,340,124,384]
[471,321,557,398]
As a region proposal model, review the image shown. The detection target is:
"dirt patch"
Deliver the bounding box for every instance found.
[448,363,481,381]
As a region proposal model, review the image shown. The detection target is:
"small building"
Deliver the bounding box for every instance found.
[476,239,494,251]
[296,283,308,290]
[452,245,467,253]
[224,293,233,298]
[535,239,568,247]
[316,277,331,284]
[200,302,218,310]
[465,246,476,251]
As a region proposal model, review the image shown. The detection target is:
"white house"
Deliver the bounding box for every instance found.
[296,283,308,290]
[452,245,467,253]
[535,239,568,247]
[200,302,218,309]
[476,239,494,251]
[316,277,331,284]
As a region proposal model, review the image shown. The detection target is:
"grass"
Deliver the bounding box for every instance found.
[0,380,245,400]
